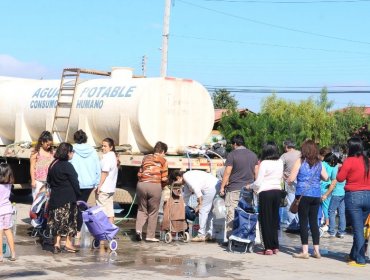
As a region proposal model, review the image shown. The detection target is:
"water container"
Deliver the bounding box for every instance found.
[212,195,226,219]
[2,237,10,257]
[11,203,17,237]
[80,223,92,248]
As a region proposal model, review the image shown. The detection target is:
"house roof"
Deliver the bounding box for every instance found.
[214,108,253,123]
[334,106,370,115]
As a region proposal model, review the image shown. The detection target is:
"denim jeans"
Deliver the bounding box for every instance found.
[345,191,370,264]
[328,195,346,236]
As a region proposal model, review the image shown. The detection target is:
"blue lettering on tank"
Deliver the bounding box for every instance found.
[110,87,121,97]
[80,87,89,98]
[87,87,97,98]
[30,85,136,109]
[125,86,135,97]
[95,87,106,98]
[76,99,104,109]
[32,88,41,98]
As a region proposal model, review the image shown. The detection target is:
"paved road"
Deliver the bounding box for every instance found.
[1,198,369,280]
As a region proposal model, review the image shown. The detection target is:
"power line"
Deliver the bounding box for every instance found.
[177,0,370,45]
[201,0,370,3]
[172,34,370,55]
[205,84,370,94]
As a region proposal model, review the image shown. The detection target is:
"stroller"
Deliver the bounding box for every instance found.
[29,184,51,239]
[228,188,258,253]
[161,184,191,243]
[78,201,119,251]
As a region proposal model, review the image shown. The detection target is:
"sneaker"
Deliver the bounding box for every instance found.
[345,255,354,262]
[292,252,310,259]
[322,232,335,238]
[192,235,206,242]
[145,238,160,242]
[335,233,345,239]
[320,225,329,232]
[347,261,366,267]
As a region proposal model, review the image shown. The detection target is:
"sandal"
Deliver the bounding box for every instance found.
[9,256,16,261]
[63,246,79,253]
[53,246,62,254]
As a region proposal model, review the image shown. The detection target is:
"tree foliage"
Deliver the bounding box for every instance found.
[212,89,238,110]
[217,91,369,155]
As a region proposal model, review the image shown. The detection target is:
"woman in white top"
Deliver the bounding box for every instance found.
[247,141,283,255]
[95,138,118,224]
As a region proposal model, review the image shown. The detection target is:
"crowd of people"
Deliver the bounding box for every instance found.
[224,135,370,267]
[0,129,369,268]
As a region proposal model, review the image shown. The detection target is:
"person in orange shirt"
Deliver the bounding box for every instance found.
[135,141,168,242]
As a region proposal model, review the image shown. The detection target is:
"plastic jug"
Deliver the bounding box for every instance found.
[212,195,226,219]
[2,237,10,257]
[12,203,17,237]
[80,223,92,248]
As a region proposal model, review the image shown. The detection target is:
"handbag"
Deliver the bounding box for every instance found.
[288,162,317,214]
[289,196,301,214]
[280,182,288,207]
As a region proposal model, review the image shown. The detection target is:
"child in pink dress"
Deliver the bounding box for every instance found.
[0,163,16,262]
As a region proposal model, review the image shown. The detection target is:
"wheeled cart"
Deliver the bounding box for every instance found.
[228,188,258,253]
[161,185,191,243]
[78,201,119,251]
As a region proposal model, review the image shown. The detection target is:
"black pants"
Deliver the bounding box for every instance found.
[258,190,281,250]
[77,188,93,231]
[298,196,321,245]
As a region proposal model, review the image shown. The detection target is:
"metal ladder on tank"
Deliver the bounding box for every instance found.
[51,68,111,142]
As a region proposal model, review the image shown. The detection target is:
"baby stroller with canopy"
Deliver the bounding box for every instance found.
[29,183,51,239]
[228,188,258,253]
[161,184,191,243]
[78,201,119,251]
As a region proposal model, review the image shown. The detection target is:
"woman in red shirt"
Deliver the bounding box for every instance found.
[337,136,370,267]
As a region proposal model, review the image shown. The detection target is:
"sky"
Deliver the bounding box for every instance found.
[1,0,370,112]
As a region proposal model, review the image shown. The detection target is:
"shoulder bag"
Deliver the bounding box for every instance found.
[289,162,318,214]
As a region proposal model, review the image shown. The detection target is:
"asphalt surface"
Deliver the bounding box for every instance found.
[1,194,369,280]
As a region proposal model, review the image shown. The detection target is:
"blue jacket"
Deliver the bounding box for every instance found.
[70,143,101,189]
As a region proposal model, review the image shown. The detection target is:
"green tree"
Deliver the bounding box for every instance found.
[211,89,238,110]
[217,91,369,156]
[332,107,370,147]
[316,87,334,112]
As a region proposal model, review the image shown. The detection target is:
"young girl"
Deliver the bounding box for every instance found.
[95,138,118,224]
[30,131,54,200]
[0,163,16,262]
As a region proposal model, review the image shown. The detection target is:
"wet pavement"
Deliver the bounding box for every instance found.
[1,196,369,280]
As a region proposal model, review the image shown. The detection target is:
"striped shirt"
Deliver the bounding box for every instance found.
[138,153,168,186]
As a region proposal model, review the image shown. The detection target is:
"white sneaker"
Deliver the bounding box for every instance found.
[320,225,329,232]
[321,232,335,238]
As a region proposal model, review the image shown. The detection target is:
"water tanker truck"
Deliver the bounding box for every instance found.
[0,67,225,203]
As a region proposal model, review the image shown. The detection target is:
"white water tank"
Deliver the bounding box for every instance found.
[0,68,215,154]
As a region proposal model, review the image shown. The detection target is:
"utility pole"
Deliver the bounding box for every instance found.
[142,55,147,77]
[160,0,171,77]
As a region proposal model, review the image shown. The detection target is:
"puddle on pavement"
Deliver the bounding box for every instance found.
[95,253,239,278]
